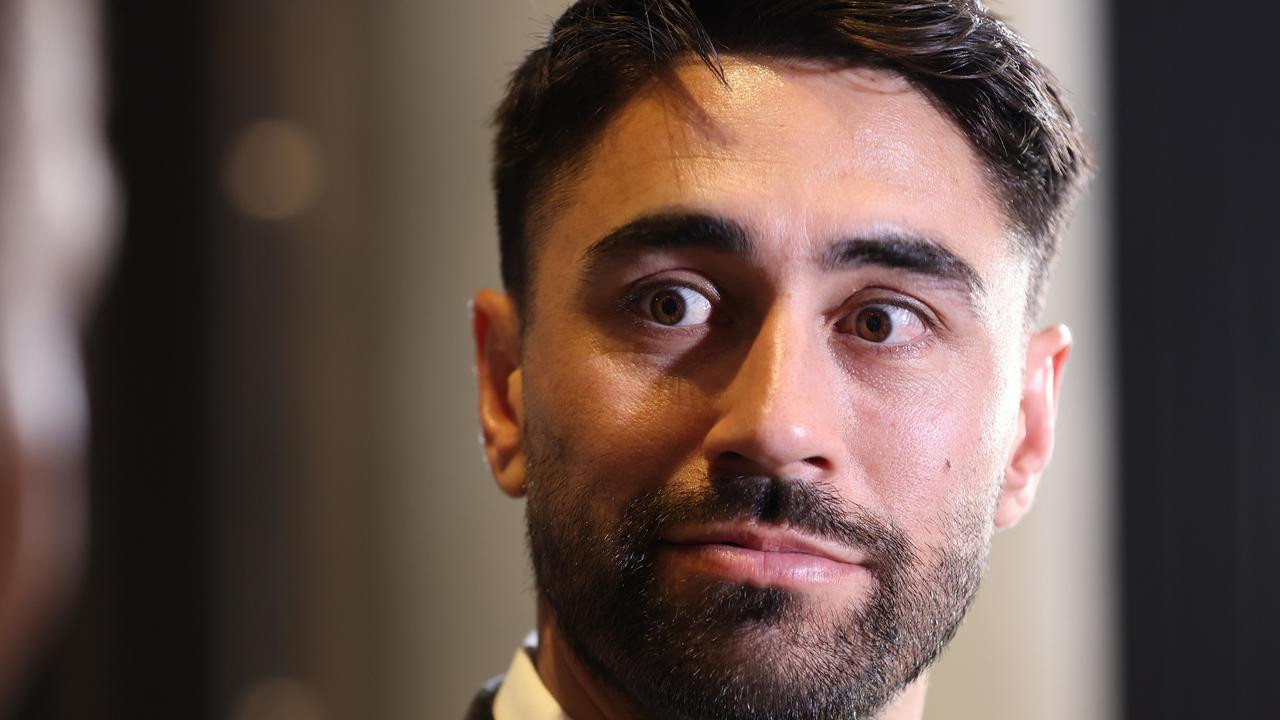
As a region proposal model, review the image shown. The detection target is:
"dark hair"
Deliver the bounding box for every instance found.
[493,0,1091,319]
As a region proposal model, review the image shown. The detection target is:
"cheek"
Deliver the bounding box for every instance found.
[844,358,1014,536]
[524,342,712,503]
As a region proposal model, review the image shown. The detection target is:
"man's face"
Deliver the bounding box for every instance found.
[477,56,1066,720]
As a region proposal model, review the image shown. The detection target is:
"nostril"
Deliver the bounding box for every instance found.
[709,450,835,478]
[710,450,759,477]
[804,456,832,471]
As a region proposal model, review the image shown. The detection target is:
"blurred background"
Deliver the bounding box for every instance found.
[3,0,1278,718]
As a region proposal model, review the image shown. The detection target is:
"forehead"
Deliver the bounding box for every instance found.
[534,56,1018,301]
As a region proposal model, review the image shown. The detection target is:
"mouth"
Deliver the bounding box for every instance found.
[658,523,871,587]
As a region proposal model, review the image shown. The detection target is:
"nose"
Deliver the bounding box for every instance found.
[703,304,844,480]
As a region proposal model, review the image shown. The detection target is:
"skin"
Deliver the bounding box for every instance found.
[474,56,1070,720]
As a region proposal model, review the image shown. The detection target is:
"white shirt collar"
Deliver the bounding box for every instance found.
[493,631,572,720]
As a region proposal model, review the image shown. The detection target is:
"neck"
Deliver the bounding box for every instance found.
[532,600,930,720]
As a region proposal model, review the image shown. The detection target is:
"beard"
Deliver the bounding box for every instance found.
[525,428,994,720]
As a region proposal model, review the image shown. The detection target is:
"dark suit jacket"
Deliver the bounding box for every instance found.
[463,676,502,720]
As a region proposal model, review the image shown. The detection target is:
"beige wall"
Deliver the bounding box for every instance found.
[923,1,1117,717]
[369,1,1116,718]
[372,3,553,717]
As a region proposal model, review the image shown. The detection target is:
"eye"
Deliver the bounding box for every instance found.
[641,286,714,327]
[848,303,929,345]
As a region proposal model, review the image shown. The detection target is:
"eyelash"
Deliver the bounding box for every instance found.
[845,295,942,353]
[853,297,939,329]
[617,278,941,352]
[618,279,721,328]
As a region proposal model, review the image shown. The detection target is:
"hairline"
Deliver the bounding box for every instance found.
[515,52,1042,330]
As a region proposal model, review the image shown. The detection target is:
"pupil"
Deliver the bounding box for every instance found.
[654,293,684,323]
[859,308,891,341]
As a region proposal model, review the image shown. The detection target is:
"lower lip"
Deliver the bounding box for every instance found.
[658,542,869,586]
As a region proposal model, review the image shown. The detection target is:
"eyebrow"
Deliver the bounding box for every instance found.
[578,210,984,297]
[822,231,986,297]
[579,212,751,280]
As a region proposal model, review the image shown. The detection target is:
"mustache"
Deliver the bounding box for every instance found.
[618,474,915,571]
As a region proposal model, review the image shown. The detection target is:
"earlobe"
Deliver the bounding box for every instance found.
[472,289,528,498]
[995,324,1072,529]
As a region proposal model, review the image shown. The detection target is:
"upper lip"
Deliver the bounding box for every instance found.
[661,522,866,566]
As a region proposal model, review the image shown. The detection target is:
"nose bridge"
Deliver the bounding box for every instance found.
[739,304,812,418]
[707,299,840,475]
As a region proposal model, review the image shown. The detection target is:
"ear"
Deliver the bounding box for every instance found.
[472,289,527,498]
[995,324,1072,529]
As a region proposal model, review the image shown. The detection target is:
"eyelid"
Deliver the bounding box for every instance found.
[832,291,940,353]
[840,288,943,332]
[618,272,722,324]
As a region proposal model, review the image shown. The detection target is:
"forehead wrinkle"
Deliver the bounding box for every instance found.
[649,65,738,149]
